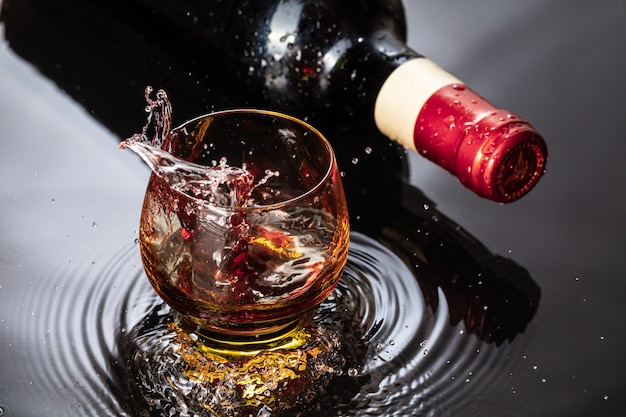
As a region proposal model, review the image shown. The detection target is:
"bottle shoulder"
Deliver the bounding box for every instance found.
[223,0,418,120]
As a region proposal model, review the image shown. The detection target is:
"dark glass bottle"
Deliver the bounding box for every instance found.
[1,0,547,202]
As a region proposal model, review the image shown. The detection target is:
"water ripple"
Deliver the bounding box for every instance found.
[5,229,536,416]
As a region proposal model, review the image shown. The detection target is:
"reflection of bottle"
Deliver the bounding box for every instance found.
[1,0,547,202]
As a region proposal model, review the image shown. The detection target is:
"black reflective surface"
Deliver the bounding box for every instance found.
[1,0,625,416]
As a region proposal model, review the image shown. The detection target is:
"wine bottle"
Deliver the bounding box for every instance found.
[1,0,547,202]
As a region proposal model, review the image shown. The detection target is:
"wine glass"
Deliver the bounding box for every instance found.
[136,109,350,354]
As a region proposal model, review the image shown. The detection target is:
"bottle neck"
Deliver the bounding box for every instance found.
[322,31,421,123]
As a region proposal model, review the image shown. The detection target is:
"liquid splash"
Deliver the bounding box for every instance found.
[114,304,358,417]
[118,87,278,207]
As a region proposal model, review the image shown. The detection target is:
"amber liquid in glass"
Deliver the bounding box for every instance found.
[138,171,350,341]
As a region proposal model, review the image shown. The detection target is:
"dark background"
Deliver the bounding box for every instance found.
[1,0,625,415]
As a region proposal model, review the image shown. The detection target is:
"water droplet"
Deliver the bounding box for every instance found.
[92,222,97,228]
[389,340,396,346]
[364,146,372,154]
[451,84,466,91]
[347,368,358,377]
[351,158,359,165]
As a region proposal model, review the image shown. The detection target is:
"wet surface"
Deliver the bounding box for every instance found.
[1,0,626,415]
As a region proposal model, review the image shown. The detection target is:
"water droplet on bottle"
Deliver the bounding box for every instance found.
[364,147,372,154]
[92,222,97,228]
[347,368,358,377]
[351,158,359,165]
[451,84,466,91]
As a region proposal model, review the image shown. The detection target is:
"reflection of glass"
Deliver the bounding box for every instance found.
[129,109,350,353]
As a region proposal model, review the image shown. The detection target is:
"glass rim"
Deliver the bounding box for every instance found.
[159,108,338,211]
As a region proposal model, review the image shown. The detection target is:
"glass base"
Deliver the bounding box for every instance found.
[179,313,316,359]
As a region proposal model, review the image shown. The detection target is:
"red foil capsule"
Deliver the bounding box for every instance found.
[414,84,547,203]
